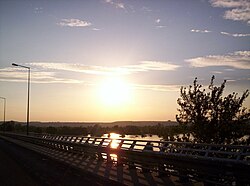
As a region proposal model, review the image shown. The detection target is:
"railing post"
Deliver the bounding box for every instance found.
[158,142,168,177]
[79,137,84,143]
[85,137,90,144]
[116,140,124,166]
[179,170,190,183]
[142,142,153,173]
[97,138,105,161]
[143,142,153,151]
[205,145,212,157]
[128,141,137,169]
[106,139,112,163]
[236,147,242,161]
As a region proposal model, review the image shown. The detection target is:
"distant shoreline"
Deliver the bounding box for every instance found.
[6,121,178,127]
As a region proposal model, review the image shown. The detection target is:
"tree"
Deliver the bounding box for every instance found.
[45,126,57,134]
[176,76,250,144]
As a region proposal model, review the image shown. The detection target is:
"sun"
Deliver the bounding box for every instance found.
[98,77,131,106]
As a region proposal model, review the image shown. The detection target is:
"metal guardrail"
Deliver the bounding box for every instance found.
[1,132,250,185]
[2,132,250,165]
[45,135,249,162]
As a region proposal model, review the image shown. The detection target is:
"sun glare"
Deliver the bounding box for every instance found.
[109,133,120,149]
[98,77,131,106]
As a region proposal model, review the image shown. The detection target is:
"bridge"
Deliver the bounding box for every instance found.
[0,132,249,185]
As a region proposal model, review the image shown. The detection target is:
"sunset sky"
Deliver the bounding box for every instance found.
[0,0,249,122]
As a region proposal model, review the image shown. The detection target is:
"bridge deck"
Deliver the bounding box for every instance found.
[0,135,196,186]
[0,137,125,186]
[0,139,38,186]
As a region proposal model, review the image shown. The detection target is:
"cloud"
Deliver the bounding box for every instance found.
[28,61,180,76]
[220,31,250,37]
[210,0,248,8]
[191,29,212,33]
[224,68,235,71]
[191,29,250,37]
[0,67,81,84]
[105,0,125,9]
[128,61,180,72]
[58,19,92,27]
[156,25,166,29]
[211,71,223,74]
[0,62,180,90]
[133,84,180,92]
[92,28,101,31]
[155,18,161,23]
[154,18,167,29]
[142,6,152,12]
[224,78,237,82]
[29,63,123,76]
[116,3,125,9]
[210,0,250,25]
[34,7,43,14]
[186,51,250,69]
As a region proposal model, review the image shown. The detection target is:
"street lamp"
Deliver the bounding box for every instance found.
[12,63,30,135]
[0,97,6,129]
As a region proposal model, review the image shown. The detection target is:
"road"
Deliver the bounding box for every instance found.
[0,138,123,186]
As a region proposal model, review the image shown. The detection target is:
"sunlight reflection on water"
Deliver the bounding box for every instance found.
[94,133,161,162]
[101,133,163,153]
[110,139,120,149]
[110,154,117,161]
[101,133,163,141]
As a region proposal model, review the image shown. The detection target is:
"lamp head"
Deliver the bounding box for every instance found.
[12,63,19,66]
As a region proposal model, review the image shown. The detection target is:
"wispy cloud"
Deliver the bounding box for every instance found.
[129,61,180,72]
[191,29,212,33]
[220,31,250,37]
[142,6,152,12]
[191,29,250,37]
[28,61,180,76]
[155,18,161,23]
[30,63,124,76]
[58,19,92,27]
[133,84,180,92]
[154,18,167,29]
[0,62,180,91]
[92,28,101,31]
[211,71,223,74]
[224,77,237,82]
[34,7,43,14]
[210,0,250,25]
[186,51,250,69]
[156,25,166,29]
[105,0,125,9]
[0,67,81,84]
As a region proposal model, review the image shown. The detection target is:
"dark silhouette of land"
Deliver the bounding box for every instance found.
[20,120,178,127]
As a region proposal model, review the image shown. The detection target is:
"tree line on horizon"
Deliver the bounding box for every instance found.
[0,121,188,139]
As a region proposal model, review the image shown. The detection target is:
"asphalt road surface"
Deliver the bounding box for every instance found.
[0,138,123,186]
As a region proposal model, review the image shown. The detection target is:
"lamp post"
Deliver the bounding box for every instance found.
[0,97,6,129]
[12,63,30,135]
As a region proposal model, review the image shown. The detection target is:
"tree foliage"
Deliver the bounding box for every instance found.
[176,76,250,144]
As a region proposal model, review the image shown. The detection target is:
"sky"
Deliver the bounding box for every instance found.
[0,0,249,122]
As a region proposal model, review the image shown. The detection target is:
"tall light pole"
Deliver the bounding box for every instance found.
[12,63,30,135]
[0,97,6,129]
